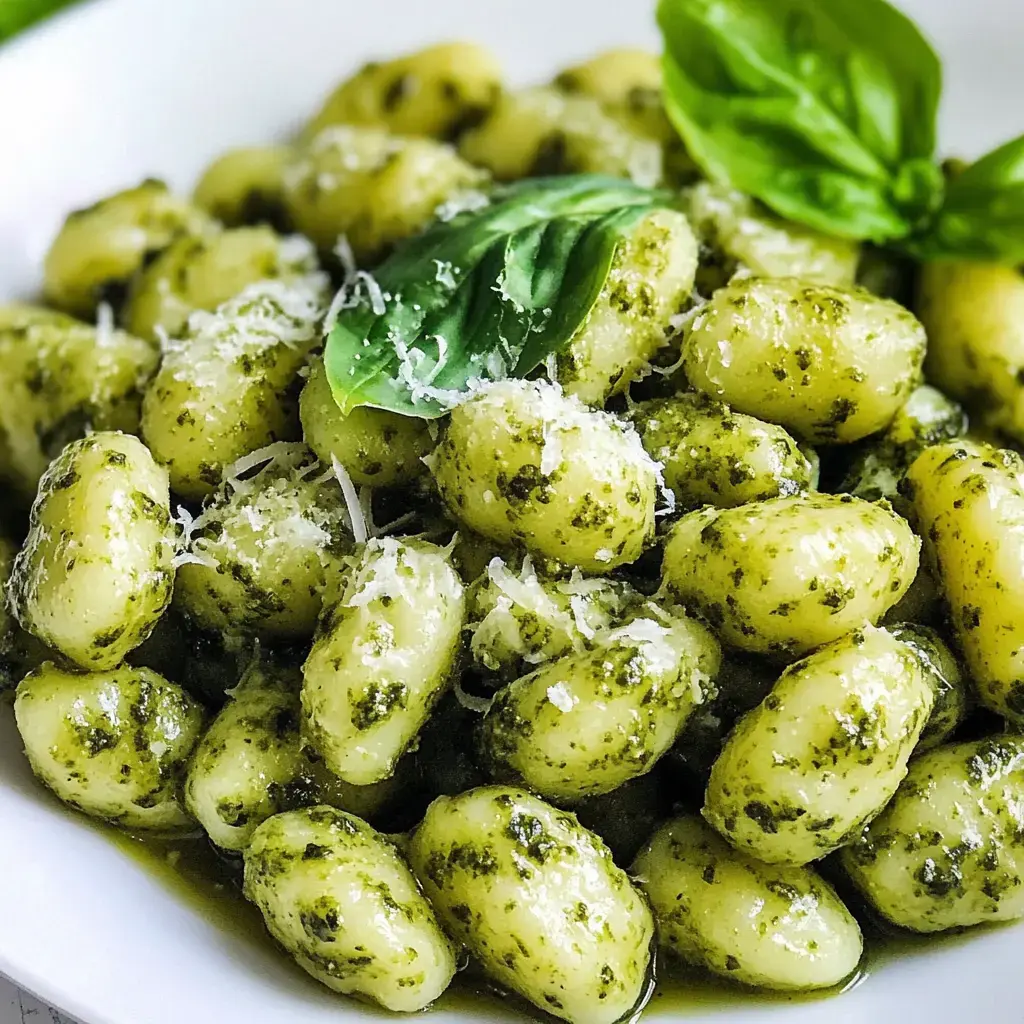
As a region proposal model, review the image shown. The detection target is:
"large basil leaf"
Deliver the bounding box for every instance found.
[657,0,944,241]
[907,135,1024,263]
[324,176,667,418]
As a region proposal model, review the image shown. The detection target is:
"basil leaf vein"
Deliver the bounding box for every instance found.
[657,0,944,241]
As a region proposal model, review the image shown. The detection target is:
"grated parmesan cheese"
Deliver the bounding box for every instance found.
[453,675,494,715]
[332,454,368,544]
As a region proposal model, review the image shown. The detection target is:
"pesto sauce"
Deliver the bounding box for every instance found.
[101,825,1007,1020]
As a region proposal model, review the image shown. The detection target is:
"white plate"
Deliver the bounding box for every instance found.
[0,1,1021,1021]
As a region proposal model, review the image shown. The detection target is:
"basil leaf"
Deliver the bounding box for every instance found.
[657,0,944,241]
[907,135,1024,263]
[324,176,666,418]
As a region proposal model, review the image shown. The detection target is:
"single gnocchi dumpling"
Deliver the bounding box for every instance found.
[15,662,203,831]
[431,379,660,573]
[842,736,1024,932]
[840,385,966,506]
[10,432,175,671]
[888,623,969,753]
[683,277,926,444]
[299,358,433,487]
[307,42,502,141]
[459,87,663,187]
[244,806,457,1011]
[686,182,861,291]
[661,493,919,659]
[466,554,639,677]
[632,392,814,510]
[553,49,662,108]
[407,786,655,1024]
[141,279,326,499]
[193,145,294,228]
[302,537,465,785]
[905,441,1024,722]
[918,262,1024,444]
[0,304,158,502]
[185,662,311,851]
[173,444,350,639]
[282,125,486,260]
[125,226,322,342]
[43,179,212,318]
[554,208,698,405]
[551,50,696,186]
[481,606,721,801]
[634,815,863,990]
[703,626,933,865]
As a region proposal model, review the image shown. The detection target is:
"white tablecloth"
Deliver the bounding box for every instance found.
[0,976,72,1024]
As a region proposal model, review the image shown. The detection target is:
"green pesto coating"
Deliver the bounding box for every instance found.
[302,537,465,785]
[683,277,926,444]
[918,262,1024,445]
[481,608,721,801]
[842,736,1024,932]
[554,208,697,406]
[173,445,350,640]
[244,807,457,1011]
[840,385,967,508]
[10,432,175,671]
[703,626,933,865]
[686,181,860,293]
[0,304,158,503]
[306,42,502,141]
[43,179,212,318]
[0,537,50,692]
[632,392,813,510]
[407,786,654,1024]
[193,145,293,228]
[141,277,326,500]
[662,493,919,659]
[300,358,433,487]
[14,662,203,831]
[552,49,697,185]
[283,125,486,260]
[184,663,313,851]
[459,86,663,187]
[125,226,320,343]
[432,379,658,573]
[634,815,863,990]
[905,441,1024,724]
[888,623,969,753]
[465,553,640,678]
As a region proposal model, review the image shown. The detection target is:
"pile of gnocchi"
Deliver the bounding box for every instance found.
[4,40,1024,1024]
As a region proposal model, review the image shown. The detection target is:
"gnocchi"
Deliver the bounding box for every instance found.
[408,786,654,1024]
[245,806,457,1010]
[703,626,933,864]
[302,537,465,784]
[635,815,863,990]
[15,662,203,830]
[10,432,175,671]
[662,494,919,659]
[432,379,660,572]
[683,277,926,443]
[481,607,721,801]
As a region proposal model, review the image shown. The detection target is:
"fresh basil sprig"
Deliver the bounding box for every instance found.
[657,0,1024,263]
[324,176,669,418]
[905,135,1024,263]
